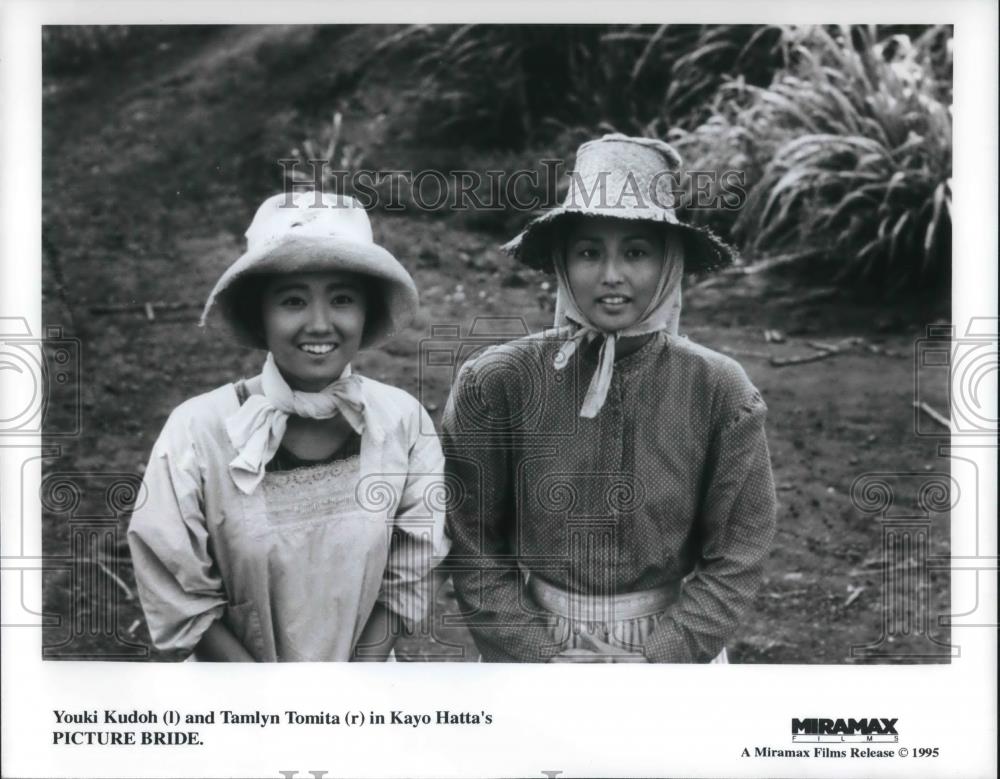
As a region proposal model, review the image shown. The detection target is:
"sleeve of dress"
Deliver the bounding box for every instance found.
[126,411,227,656]
[643,362,777,663]
[375,402,451,631]
[441,354,563,662]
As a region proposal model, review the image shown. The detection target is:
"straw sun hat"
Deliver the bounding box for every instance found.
[201,191,418,350]
[501,133,736,274]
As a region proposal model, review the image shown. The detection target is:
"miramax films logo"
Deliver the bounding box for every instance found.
[792,718,899,743]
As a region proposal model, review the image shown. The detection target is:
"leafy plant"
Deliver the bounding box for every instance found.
[672,25,952,293]
[286,111,368,194]
[371,24,789,149]
[640,24,787,128]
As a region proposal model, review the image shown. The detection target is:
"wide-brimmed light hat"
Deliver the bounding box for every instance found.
[201,190,418,349]
[501,133,736,274]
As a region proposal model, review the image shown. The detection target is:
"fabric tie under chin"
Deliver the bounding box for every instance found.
[551,237,685,418]
[225,353,380,494]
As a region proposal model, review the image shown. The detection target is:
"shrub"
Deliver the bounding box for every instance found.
[371,24,788,149]
[671,25,952,293]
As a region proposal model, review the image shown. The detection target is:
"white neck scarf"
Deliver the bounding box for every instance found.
[550,236,684,418]
[225,353,381,494]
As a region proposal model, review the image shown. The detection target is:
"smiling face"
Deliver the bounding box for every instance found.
[563,217,666,332]
[261,271,368,391]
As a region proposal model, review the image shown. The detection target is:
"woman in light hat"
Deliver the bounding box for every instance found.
[128,190,449,661]
[442,134,776,663]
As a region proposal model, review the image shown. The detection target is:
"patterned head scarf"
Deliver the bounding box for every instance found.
[550,226,685,418]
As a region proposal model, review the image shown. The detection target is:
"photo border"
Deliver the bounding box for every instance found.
[2,2,996,777]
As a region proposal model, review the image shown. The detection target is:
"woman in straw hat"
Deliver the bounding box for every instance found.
[128,190,449,661]
[442,134,776,662]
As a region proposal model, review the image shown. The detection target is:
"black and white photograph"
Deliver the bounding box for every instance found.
[1,3,996,778]
[36,20,960,664]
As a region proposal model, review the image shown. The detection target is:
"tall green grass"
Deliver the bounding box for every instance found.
[671,25,952,292]
[307,23,952,294]
[374,25,786,148]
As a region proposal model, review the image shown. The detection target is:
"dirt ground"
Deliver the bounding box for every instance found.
[40,26,952,663]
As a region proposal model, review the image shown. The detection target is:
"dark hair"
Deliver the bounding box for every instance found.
[223,273,272,346]
[359,280,386,343]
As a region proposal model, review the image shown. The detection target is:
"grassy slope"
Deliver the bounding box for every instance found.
[42,26,951,663]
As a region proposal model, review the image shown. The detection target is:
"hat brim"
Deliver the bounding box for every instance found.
[500,208,737,274]
[201,233,419,350]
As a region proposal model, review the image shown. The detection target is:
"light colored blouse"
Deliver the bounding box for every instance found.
[128,375,450,661]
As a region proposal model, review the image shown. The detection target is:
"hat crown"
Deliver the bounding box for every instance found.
[499,133,735,275]
[202,189,419,350]
[565,133,683,212]
[245,191,373,253]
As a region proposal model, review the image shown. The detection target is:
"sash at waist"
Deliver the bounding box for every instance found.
[527,575,681,622]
